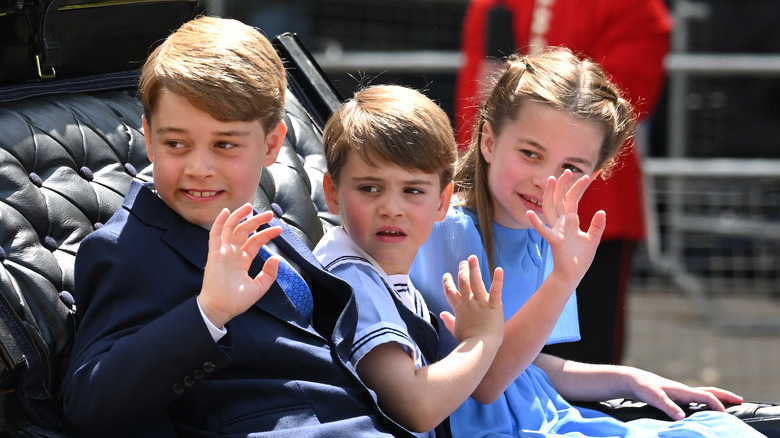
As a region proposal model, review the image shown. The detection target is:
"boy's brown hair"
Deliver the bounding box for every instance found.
[322,84,457,191]
[139,15,286,133]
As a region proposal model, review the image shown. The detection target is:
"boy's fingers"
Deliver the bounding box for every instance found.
[208,208,231,250]
[245,226,283,255]
[256,255,280,286]
[442,273,461,310]
[236,209,275,236]
[225,203,253,229]
[489,267,504,305]
[467,255,487,299]
[439,311,456,336]
[457,260,472,298]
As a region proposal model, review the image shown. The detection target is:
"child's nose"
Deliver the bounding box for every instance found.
[377,193,403,217]
[184,147,214,177]
[532,166,557,189]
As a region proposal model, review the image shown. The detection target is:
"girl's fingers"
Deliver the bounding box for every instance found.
[563,174,592,216]
[586,210,607,241]
[526,210,546,235]
[542,175,559,222]
[553,169,573,216]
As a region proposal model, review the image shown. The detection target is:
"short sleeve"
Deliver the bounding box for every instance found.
[329,263,419,367]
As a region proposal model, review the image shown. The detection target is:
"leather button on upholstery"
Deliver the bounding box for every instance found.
[271,202,283,217]
[43,236,58,251]
[124,163,137,177]
[172,383,185,395]
[202,362,216,373]
[29,172,42,187]
[193,369,205,380]
[183,375,195,387]
[58,291,75,308]
[80,166,94,181]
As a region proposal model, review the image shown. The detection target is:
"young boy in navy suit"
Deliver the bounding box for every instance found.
[63,16,414,438]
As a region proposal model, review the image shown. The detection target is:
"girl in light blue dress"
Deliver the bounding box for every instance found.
[410,47,764,437]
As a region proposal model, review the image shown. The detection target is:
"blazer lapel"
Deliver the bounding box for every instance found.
[259,218,357,348]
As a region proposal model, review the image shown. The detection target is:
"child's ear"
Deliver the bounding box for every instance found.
[435,181,454,222]
[142,115,154,163]
[261,122,288,167]
[479,122,496,164]
[322,172,340,215]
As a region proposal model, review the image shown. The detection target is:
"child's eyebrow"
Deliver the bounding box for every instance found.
[154,126,251,137]
[565,156,595,167]
[352,175,437,186]
[403,177,437,186]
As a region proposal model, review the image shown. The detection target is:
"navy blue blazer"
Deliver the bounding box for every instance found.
[63,181,411,438]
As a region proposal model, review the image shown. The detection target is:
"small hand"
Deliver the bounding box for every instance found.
[526,169,606,286]
[440,255,504,343]
[199,204,282,328]
[627,368,744,420]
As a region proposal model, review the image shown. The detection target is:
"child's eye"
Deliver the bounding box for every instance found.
[164,140,186,149]
[563,163,584,174]
[404,187,424,195]
[358,185,379,193]
[215,141,238,150]
[521,149,540,159]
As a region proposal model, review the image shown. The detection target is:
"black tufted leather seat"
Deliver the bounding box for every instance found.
[0,33,340,436]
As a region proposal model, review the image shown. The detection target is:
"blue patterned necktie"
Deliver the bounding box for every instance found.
[258,245,314,323]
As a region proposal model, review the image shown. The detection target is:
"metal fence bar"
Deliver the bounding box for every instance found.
[644,158,780,178]
[314,51,780,76]
[313,50,462,73]
[666,54,780,76]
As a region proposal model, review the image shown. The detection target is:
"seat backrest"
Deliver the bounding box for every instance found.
[0,33,339,436]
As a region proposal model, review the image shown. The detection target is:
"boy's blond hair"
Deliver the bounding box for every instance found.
[139,15,286,133]
[322,84,457,191]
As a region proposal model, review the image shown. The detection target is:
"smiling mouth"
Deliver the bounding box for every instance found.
[521,194,542,207]
[187,190,218,198]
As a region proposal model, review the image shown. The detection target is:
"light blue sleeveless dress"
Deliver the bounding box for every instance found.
[410,206,764,438]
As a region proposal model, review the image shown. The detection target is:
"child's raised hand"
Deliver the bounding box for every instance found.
[440,255,504,344]
[199,204,283,328]
[526,169,606,286]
